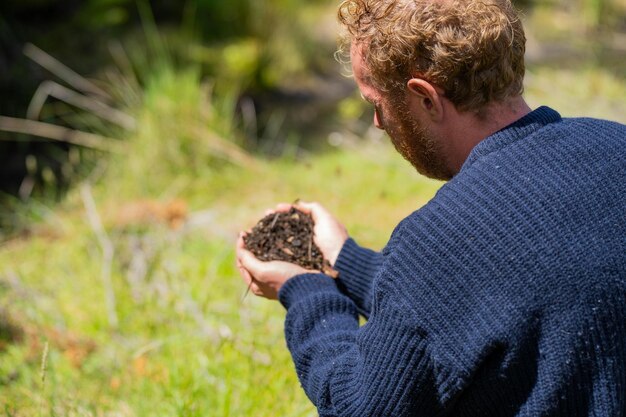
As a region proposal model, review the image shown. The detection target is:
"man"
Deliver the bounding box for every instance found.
[236,0,626,415]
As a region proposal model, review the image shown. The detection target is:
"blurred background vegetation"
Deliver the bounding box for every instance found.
[0,0,624,415]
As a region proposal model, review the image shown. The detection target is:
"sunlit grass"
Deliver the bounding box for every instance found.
[0,144,440,416]
[0,62,440,414]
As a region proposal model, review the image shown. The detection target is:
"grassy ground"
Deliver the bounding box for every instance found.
[0,66,442,415]
[0,147,441,416]
[1,12,625,416]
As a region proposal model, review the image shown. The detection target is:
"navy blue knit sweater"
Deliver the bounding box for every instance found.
[277,107,626,416]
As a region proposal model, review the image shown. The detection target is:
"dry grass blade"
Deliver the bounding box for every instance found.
[0,116,124,152]
[107,40,140,92]
[80,183,118,329]
[27,81,136,130]
[242,281,253,300]
[23,43,110,99]
[269,212,280,229]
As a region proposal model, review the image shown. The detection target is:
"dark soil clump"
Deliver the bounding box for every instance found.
[244,207,337,277]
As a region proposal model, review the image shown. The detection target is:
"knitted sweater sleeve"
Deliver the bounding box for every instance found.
[333,238,383,318]
[278,273,440,417]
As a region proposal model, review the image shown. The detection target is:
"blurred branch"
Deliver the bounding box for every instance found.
[0,116,124,152]
[27,81,135,130]
[80,183,118,329]
[239,96,258,148]
[23,43,111,100]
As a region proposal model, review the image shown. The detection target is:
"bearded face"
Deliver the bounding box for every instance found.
[351,44,454,181]
[383,93,454,181]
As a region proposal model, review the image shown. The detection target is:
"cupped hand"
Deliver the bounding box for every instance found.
[293,201,348,266]
[236,233,312,300]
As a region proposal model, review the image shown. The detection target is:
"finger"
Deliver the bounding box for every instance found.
[238,246,267,278]
[237,232,246,249]
[237,233,272,281]
[263,204,292,218]
[242,272,254,300]
[294,200,312,212]
[236,249,254,281]
[250,282,263,296]
[252,285,266,297]
[294,201,324,220]
[236,234,256,270]
[236,236,246,269]
[236,234,247,261]
[295,201,323,211]
[275,203,292,212]
[238,262,253,284]
[237,231,254,253]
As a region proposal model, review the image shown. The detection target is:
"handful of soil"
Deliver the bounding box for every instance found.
[243,207,338,278]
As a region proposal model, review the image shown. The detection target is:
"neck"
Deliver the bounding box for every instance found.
[440,97,531,174]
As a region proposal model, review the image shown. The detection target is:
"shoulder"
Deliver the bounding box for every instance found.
[379,135,625,314]
[556,116,626,148]
[561,116,626,131]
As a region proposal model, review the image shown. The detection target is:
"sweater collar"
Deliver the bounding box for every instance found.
[460,106,562,171]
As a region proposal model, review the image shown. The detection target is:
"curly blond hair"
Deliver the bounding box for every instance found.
[338,0,526,112]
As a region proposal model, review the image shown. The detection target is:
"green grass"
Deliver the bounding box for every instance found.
[0,150,440,416]
[0,59,441,415]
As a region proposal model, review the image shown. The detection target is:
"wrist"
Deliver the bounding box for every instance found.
[329,236,349,265]
[278,273,338,309]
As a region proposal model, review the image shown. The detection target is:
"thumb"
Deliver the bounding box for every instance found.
[294,201,322,221]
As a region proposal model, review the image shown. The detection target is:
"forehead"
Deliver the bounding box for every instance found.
[350,43,378,99]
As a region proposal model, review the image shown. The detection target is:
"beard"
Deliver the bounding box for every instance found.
[388,101,454,181]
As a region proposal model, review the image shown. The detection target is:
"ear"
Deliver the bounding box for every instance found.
[406,78,444,123]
